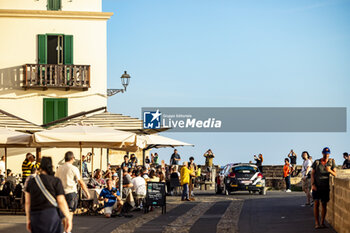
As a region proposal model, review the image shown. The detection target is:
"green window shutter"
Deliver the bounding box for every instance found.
[57,99,68,120]
[43,98,68,125]
[48,0,61,11]
[38,34,47,64]
[64,35,73,65]
[43,99,55,124]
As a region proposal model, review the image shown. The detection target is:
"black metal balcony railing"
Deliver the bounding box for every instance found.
[23,64,90,90]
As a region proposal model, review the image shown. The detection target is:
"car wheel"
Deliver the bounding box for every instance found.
[259,188,267,195]
[215,183,222,194]
[223,181,229,195]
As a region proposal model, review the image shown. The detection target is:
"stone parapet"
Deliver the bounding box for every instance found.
[326,169,350,233]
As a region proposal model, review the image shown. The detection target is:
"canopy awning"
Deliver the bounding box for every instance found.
[0,127,31,147]
[138,134,194,150]
[47,111,170,135]
[0,109,42,132]
[32,125,143,151]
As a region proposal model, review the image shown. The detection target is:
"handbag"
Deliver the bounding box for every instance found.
[34,175,65,219]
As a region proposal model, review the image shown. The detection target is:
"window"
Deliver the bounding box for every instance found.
[47,0,61,11]
[43,98,68,124]
[38,34,73,65]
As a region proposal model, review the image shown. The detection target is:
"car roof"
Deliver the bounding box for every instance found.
[225,163,258,168]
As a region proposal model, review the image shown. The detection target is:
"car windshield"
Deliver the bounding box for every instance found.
[232,166,257,174]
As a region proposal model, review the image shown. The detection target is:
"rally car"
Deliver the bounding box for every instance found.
[215,163,266,195]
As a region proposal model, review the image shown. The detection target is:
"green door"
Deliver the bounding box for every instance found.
[43,98,68,124]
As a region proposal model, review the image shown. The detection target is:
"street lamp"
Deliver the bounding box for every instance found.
[107,71,131,97]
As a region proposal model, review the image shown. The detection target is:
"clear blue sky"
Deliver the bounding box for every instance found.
[103,0,350,166]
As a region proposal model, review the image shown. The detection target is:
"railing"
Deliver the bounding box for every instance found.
[23,64,90,90]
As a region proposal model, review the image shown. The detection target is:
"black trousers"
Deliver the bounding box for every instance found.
[30,207,62,233]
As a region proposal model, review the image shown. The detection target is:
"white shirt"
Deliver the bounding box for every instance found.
[56,162,81,194]
[132,176,146,196]
[0,161,5,176]
[301,159,312,177]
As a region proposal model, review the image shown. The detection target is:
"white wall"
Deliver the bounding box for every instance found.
[0,0,102,12]
[0,15,108,124]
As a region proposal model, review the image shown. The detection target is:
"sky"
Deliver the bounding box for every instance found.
[102,0,350,166]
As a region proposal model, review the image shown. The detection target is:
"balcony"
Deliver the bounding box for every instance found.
[23,64,90,91]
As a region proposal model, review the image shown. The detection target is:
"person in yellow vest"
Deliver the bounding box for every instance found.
[180,162,195,201]
[22,153,40,184]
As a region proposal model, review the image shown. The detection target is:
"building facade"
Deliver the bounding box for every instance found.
[0,0,115,174]
[0,0,113,125]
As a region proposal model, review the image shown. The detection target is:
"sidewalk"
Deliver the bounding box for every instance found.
[0,212,142,233]
[238,193,336,233]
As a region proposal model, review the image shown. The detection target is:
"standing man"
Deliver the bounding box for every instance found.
[342,152,350,169]
[301,151,312,205]
[188,157,197,199]
[180,162,195,201]
[283,158,292,192]
[203,149,215,181]
[254,154,264,173]
[121,155,131,169]
[0,156,5,176]
[170,149,181,165]
[311,147,336,229]
[288,149,297,176]
[56,151,90,227]
[153,153,159,166]
[81,155,89,178]
[22,153,40,184]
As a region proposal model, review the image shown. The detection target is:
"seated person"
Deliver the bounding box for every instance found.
[131,170,146,208]
[88,169,105,188]
[142,167,150,182]
[112,173,119,188]
[148,169,160,182]
[99,179,123,218]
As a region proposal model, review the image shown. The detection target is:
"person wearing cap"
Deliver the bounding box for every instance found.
[311,147,336,229]
[22,153,40,184]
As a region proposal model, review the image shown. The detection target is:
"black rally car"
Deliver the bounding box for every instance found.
[215,163,266,195]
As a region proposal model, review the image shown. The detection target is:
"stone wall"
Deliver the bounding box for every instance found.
[326,169,350,233]
[262,165,302,190]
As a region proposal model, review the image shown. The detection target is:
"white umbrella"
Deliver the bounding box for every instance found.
[33,125,144,173]
[0,128,32,177]
[33,125,140,149]
[137,134,194,165]
[0,128,31,146]
[138,134,193,149]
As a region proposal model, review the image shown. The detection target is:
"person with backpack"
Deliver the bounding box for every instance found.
[311,147,336,229]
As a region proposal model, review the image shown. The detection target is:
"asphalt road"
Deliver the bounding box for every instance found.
[0,190,337,233]
[238,192,336,233]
